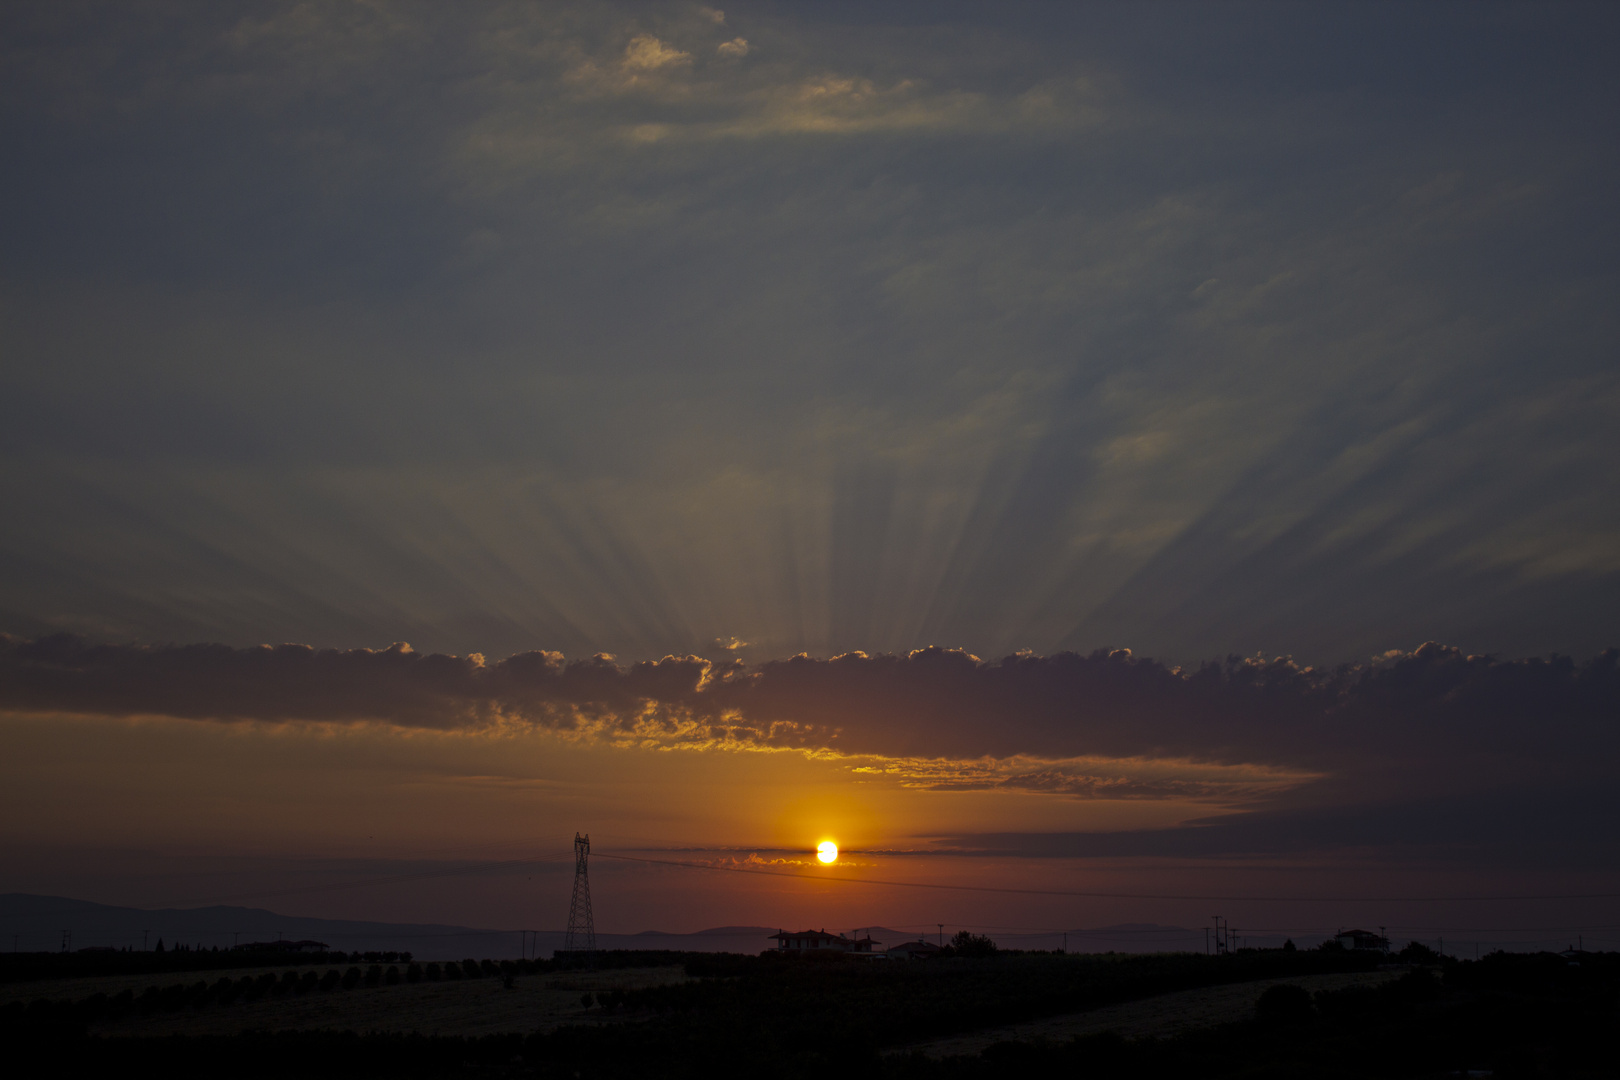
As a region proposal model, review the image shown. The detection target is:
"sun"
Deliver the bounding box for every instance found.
[816,841,838,864]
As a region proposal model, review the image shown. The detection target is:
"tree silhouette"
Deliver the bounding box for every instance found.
[949,931,999,958]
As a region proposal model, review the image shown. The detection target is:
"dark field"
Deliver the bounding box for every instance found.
[4,947,1615,1077]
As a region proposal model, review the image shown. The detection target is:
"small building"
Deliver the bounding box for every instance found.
[1334,929,1390,952]
[770,928,880,954]
[884,939,942,961]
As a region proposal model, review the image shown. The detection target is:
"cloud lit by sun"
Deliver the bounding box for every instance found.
[816,841,838,864]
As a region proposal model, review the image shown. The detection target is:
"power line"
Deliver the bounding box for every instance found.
[5,850,579,919]
[592,851,1620,904]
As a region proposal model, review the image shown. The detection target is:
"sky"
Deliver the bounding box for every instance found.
[1,2,1618,950]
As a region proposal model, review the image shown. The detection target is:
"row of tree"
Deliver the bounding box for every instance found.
[0,948,412,983]
[0,956,550,1034]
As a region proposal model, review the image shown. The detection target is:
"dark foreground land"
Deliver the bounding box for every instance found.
[4,946,1615,1077]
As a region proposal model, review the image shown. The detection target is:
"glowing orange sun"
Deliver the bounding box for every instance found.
[816,841,838,864]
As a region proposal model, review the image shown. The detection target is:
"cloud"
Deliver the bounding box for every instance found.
[849,753,1313,801]
[716,37,748,58]
[726,644,1620,776]
[0,634,734,739]
[621,34,691,72]
[3,633,1615,862]
[932,784,1620,868]
[3,635,1614,780]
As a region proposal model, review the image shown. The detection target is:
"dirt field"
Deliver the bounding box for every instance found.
[899,970,1400,1059]
[5,965,690,1038]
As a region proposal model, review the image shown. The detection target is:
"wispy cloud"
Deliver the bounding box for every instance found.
[850,753,1314,802]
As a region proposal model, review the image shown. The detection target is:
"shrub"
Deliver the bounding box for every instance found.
[1399,941,1443,964]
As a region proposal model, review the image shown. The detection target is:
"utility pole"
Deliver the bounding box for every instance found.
[938,924,944,948]
[565,833,596,967]
[1061,931,1067,954]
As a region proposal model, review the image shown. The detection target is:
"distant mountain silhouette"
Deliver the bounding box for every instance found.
[2,895,1210,959]
[0,895,785,960]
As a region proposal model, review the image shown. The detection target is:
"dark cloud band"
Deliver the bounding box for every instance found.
[2,635,1614,771]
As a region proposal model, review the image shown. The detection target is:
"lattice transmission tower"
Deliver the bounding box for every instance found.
[565,832,596,962]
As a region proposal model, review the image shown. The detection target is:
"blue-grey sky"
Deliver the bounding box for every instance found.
[4,1,1616,665]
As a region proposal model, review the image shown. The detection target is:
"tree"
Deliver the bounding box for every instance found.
[949,931,999,958]
[1398,940,1442,964]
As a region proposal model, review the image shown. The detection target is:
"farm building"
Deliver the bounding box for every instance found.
[770,929,880,953]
